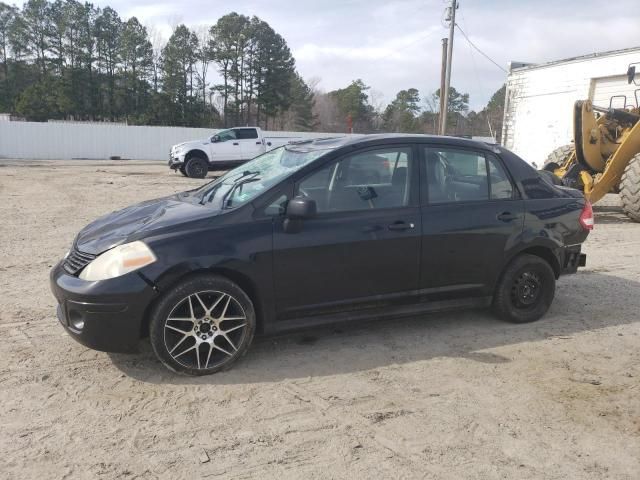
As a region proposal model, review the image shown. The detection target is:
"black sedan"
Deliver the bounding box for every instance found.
[50,135,592,375]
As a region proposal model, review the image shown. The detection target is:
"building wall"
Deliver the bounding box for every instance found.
[501,47,640,165]
[0,122,342,160]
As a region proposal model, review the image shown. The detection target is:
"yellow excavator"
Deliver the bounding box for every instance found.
[543,63,640,222]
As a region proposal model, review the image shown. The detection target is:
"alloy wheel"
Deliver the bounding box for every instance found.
[163,290,248,370]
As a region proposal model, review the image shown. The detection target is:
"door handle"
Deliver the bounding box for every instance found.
[387,221,415,231]
[233,142,239,146]
[497,212,518,222]
[256,141,262,145]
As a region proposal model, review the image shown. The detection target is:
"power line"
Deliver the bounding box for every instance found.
[454,24,508,73]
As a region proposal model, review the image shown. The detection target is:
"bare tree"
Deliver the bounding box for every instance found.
[146,24,166,92]
[194,25,212,121]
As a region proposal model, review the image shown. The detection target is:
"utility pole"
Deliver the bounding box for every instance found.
[440,0,457,135]
[439,38,448,135]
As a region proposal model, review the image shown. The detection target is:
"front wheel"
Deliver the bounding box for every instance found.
[544,144,574,170]
[149,275,256,375]
[178,165,188,177]
[620,152,640,222]
[493,254,556,323]
[185,156,208,179]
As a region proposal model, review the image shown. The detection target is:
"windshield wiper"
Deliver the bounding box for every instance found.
[199,170,260,205]
[220,172,261,209]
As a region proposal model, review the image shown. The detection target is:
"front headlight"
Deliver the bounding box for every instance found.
[79,241,157,281]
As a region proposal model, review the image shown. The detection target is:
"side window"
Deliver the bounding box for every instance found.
[487,156,514,199]
[236,128,259,140]
[217,130,237,142]
[298,147,412,213]
[424,148,489,203]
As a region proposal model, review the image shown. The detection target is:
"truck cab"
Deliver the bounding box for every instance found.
[210,127,265,163]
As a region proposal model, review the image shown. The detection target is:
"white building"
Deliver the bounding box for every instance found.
[501,46,640,165]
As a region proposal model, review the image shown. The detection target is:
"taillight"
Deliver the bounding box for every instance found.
[579,201,594,230]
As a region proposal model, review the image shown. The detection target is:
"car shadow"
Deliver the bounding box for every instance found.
[108,272,640,385]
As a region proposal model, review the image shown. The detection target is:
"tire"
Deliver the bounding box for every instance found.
[493,254,556,324]
[544,144,574,170]
[149,274,256,375]
[185,156,208,179]
[620,152,640,222]
[178,165,188,177]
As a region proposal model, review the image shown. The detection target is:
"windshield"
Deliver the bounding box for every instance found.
[195,145,332,209]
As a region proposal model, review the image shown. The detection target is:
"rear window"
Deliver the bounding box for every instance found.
[236,128,259,140]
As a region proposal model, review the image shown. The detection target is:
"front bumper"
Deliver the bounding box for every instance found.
[168,154,184,170]
[50,261,158,353]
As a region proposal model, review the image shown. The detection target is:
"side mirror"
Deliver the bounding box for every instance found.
[283,196,316,233]
[211,135,219,143]
[286,196,317,219]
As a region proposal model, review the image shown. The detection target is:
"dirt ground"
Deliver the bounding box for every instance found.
[0,160,638,480]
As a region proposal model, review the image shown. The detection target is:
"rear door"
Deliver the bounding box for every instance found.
[272,145,422,320]
[420,145,524,298]
[235,128,264,160]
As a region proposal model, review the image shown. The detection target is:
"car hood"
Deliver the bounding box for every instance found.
[172,138,210,151]
[75,195,214,255]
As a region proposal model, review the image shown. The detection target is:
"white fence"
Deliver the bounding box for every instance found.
[0,121,343,160]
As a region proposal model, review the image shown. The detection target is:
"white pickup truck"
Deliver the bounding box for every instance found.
[169,127,299,178]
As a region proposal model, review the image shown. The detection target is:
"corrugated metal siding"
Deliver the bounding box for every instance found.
[0,123,345,160]
[502,47,640,165]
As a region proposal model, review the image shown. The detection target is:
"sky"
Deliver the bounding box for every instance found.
[15,0,640,111]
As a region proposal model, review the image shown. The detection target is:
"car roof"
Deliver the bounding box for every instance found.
[286,133,497,153]
[285,133,541,184]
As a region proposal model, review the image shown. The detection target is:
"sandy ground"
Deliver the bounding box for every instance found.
[0,160,638,480]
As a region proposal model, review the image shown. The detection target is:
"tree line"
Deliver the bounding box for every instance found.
[0,1,314,129]
[0,0,504,137]
[314,80,505,141]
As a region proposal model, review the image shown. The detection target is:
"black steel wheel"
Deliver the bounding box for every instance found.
[149,275,256,375]
[493,254,556,323]
[185,156,208,179]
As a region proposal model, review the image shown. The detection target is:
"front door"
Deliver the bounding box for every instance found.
[211,129,242,162]
[272,145,422,320]
[420,145,524,299]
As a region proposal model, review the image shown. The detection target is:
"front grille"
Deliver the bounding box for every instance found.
[63,248,96,275]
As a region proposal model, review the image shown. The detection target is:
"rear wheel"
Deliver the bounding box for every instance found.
[185,156,208,179]
[493,254,556,323]
[543,144,574,171]
[149,275,256,375]
[620,153,640,222]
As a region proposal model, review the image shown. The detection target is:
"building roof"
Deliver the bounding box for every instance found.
[509,46,640,73]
